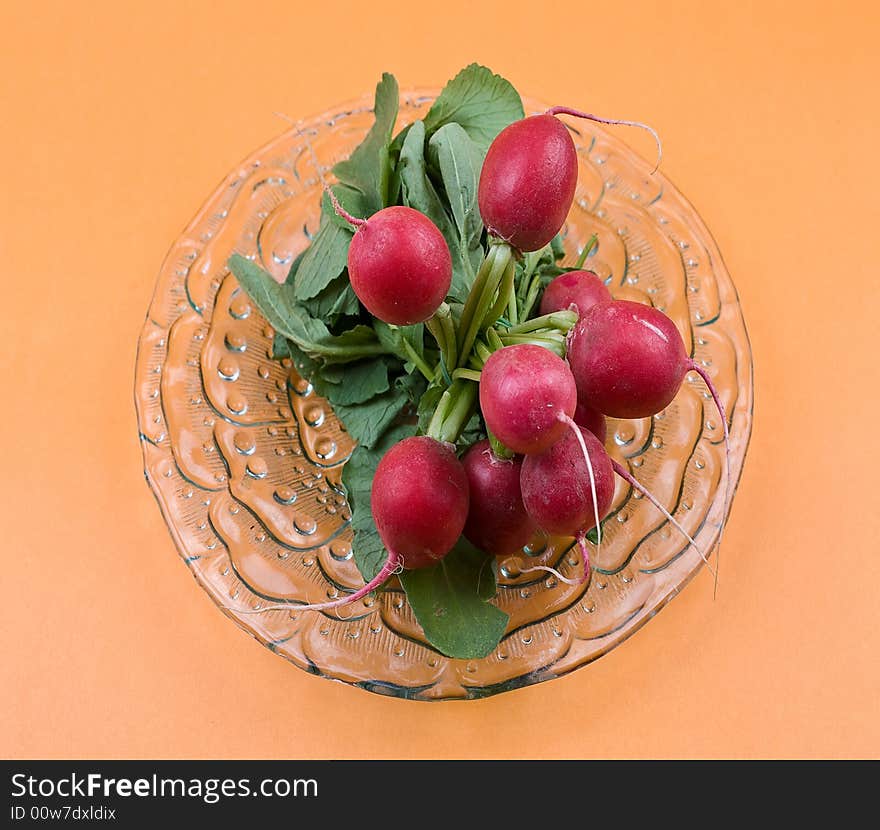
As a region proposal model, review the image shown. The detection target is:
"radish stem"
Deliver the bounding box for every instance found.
[488,429,514,460]
[452,368,482,383]
[506,310,578,335]
[574,234,598,269]
[457,244,512,364]
[574,532,591,585]
[436,303,458,370]
[399,337,435,381]
[483,256,518,326]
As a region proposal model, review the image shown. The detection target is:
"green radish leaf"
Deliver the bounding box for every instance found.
[387,122,414,205]
[332,386,410,448]
[399,539,509,659]
[456,411,486,452]
[292,218,352,301]
[397,120,471,303]
[301,271,360,323]
[228,255,386,364]
[397,121,448,226]
[416,379,445,434]
[332,72,399,213]
[426,123,485,291]
[394,370,428,407]
[423,63,524,154]
[271,332,291,361]
[293,73,400,301]
[427,123,483,242]
[342,423,418,580]
[320,184,372,231]
[284,247,308,286]
[373,320,426,362]
[311,358,391,407]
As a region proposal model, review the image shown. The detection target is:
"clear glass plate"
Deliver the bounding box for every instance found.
[134,90,753,700]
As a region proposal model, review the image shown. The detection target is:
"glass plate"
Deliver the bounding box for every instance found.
[134,89,753,700]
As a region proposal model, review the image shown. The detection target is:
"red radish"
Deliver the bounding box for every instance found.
[517,417,715,587]
[462,440,536,556]
[566,299,728,453]
[478,114,578,253]
[234,436,468,614]
[567,299,692,419]
[328,190,452,325]
[520,420,615,581]
[371,436,470,570]
[479,344,577,455]
[573,398,607,444]
[539,270,611,318]
[478,108,660,253]
[567,298,730,589]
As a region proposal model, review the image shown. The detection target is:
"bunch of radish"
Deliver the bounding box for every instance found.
[273,105,730,614]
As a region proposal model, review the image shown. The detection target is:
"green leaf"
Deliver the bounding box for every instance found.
[271,332,291,361]
[292,218,352,301]
[332,385,409,448]
[456,411,486,452]
[321,184,372,231]
[426,123,485,295]
[332,72,399,213]
[394,370,428,407]
[398,120,472,303]
[416,379,445,434]
[342,423,417,580]
[423,63,524,154]
[399,539,509,659]
[228,255,386,364]
[284,247,308,286]
[301,271,360,323]
[311,358,391,406]
[373,320,426,362]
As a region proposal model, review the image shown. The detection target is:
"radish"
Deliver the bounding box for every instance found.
[371,435,470,570]
[567,298,730,584]
[573,398,607,444]
[566,300,728,434]
[328,190,452,325]
[479,344,577,456]
[539,270,611,318]
[461,440,536,556]
[235,436,469,614]
[478,107,660,253]
[519,416,715,585]
[520,420,615,582]
[478,114,578,253]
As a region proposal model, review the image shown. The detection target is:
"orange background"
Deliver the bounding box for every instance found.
[3,0,878,759]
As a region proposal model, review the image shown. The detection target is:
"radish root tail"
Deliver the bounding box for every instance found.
[518,563,582,587]
[545,105,663,174]
[610,459,717,580]
[688,360,731,599]
[575,531,591,585]
[274,113,367,230]
[557,412,602,583]
[324,183,367,228]
[224,551,401,615]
